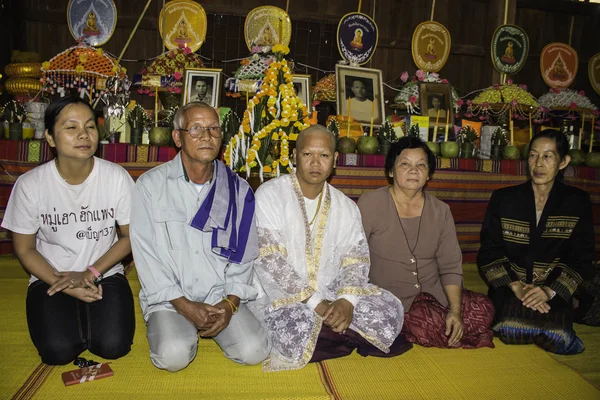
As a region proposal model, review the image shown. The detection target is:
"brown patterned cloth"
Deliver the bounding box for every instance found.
[402,290,495,349]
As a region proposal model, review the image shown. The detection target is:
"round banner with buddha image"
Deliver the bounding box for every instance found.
[540,42,578,89]
[67,0,117,47]
[337,12,378,65]
[159,0,207,52]
[491,24,529,75]
[244,6,291,51]
[588,52,600,96]
[411,21,451,73]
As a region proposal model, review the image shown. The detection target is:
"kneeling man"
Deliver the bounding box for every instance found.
[249,125,411,371]
[130,103,270,372]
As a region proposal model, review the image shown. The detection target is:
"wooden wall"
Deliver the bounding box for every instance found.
[1,0,599,112]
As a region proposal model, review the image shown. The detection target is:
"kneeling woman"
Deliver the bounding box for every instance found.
[2,97,136,365]
[358,137,495,349]
[478,129,594,354]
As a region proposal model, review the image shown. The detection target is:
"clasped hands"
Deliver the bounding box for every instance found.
[315,298,354,333]
[47,270,102,303]
[179,298,237,338]
[511,282,552,313]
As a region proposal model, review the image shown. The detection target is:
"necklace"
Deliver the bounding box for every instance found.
[308,189,324,226]
[390,188,425,264]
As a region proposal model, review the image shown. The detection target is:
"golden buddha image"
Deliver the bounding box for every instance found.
[256,24,277,47]
[424,38,437,60]
[350,29,364,49]
[174,19,192,45]
[501,41,516,64]
[83,11,100,36]
[550,57,567,81]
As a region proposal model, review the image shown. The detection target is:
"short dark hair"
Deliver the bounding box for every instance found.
[527,129,570,182]
[44,97,95,136]
[385,136,437,178]
[528,129,569,161]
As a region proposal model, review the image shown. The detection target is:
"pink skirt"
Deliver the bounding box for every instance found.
[402,290,495,349]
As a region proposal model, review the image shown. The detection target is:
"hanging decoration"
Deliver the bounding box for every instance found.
[491,25,529,76]
[540,43,578,89]
[226,6,291,97]
[337,12,378,66]
[538,89,597,114]
[411,21,451,73]
[158,0,207,52]
[589,52,600,96]
[244,6,291,51]
[41,45,126,102]
[466,82,540,123]
[67,0,117,47]
[224,45,311,182]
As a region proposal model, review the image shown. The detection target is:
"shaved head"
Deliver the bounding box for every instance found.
[296,125,337,153]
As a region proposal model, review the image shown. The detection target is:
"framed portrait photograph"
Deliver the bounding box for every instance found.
[336,64,384,126]
[419,82,454,126]
[182,68,223,108]
[292,74,312,111]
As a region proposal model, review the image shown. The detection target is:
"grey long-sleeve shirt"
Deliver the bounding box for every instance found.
[130,153,257,321]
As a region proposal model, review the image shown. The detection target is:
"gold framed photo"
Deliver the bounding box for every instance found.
[182,68,222,108]
[418,82,454,126]
[336,64,384,126]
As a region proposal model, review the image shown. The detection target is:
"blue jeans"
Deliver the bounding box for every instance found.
[26,273,135,365]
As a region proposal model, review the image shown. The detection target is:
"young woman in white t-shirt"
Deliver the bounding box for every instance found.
[1,97,136,365]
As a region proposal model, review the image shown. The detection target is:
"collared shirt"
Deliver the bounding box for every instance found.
[130,152,257,320]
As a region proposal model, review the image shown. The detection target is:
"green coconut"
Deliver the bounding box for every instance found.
[149,127,172,146]
[504,145,520,160]
[337,136,357,154]
[585,152,600,168]
[440,142,459,158]
[357,136,379,155]
[426,142,440,156]
[568,149,586,166]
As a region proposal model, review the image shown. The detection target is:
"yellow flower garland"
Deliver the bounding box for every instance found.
[224,57,310,174]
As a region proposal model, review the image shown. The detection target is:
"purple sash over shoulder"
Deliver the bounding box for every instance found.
[190,160,258,264]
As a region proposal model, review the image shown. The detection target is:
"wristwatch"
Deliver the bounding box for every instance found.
[87,265,103,282]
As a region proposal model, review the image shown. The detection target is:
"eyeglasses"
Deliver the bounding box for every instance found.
[178,125,222,138]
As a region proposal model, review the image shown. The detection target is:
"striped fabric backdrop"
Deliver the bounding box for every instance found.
[1,152,599,261]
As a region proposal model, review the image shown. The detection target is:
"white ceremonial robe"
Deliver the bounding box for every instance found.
[249,173,404,371]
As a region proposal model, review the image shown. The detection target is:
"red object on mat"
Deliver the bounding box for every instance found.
[61,364,114,386]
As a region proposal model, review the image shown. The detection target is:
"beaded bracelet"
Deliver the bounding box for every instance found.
[222,296,238,314]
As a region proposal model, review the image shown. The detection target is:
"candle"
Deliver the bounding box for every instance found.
[579,113,585,150]
[246,91,249,107]
[434,109,441,142]
[279,19,283,44]
[529,111,533,140]
[509,109,514,144]
[590,116,596,153]
[154,87,159,127]
[347,97,351,137]
[310,110,318,125]
[444,109,450,142]
[369,100,375,136]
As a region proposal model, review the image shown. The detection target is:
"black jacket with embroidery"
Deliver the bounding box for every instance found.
[477,180,594,302]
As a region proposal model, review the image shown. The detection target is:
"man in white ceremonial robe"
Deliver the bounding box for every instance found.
[249,125,411,372]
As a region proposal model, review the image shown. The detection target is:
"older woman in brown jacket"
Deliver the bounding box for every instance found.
[358,136,494,348]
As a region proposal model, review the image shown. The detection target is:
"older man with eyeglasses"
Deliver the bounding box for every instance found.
[130,102,270,372]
